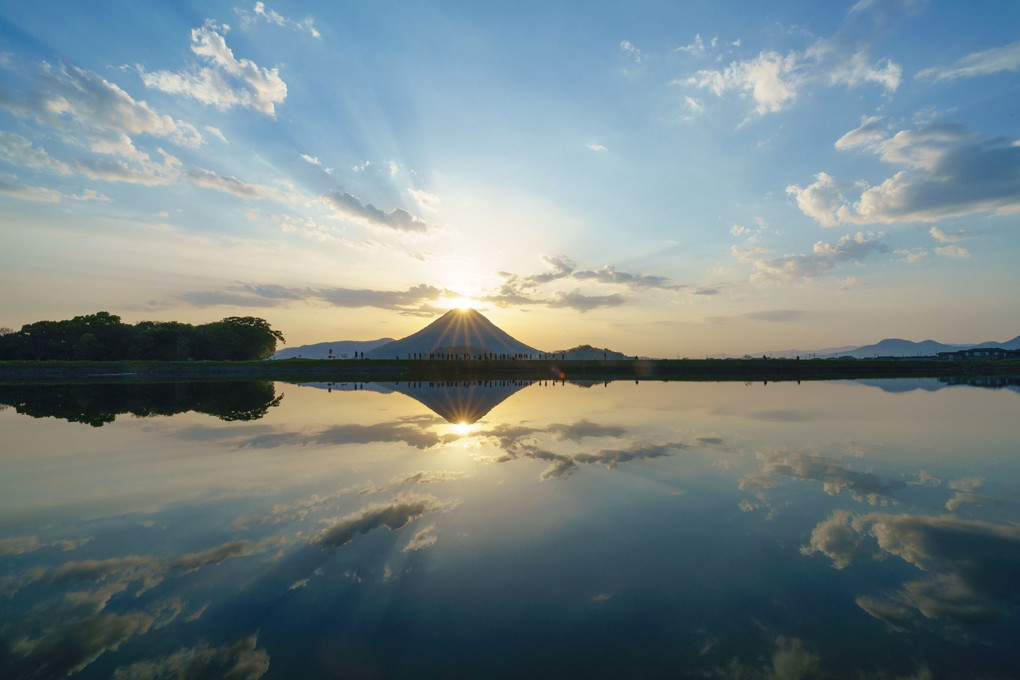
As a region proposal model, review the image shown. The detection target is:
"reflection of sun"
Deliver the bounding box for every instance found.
[448,421,478,436]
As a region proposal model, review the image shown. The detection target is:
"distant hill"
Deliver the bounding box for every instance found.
[740,333,1020,359]
[273,338,394,360]
[366,308,543,359]
[552,345,631,360]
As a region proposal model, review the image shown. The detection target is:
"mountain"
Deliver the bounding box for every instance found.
[755,334,1020,359]
[273,338,394,360]
[366,308,543,359]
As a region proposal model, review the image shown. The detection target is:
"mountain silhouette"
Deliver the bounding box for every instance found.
[388,380,532,423]
[366,308,543,359]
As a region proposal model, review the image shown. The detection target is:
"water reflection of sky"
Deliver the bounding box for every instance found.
[1,379,1018,678]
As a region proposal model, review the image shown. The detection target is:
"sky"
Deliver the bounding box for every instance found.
[1,0,1018,358]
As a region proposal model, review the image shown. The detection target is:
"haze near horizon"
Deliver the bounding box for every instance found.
[1,1,1018,357]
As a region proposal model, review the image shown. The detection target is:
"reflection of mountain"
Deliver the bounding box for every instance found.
[388,380,533,423]
[853,376,1020,394]
[366,309,542,359]
[0,381,282,426]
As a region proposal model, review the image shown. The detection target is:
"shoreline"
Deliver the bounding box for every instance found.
[1,358,1017,384]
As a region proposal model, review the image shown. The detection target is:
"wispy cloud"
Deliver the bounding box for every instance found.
[917,41,1020,81]
[733,232,888,283]
[237,2,321,40]
[321,190,431,233]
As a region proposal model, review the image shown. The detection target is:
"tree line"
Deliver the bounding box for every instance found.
[0,312,285,361]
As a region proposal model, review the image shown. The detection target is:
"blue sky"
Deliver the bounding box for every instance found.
[1,0,1018,356]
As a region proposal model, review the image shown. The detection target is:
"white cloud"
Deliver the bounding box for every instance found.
[187,167,291,201]
[139,20,287,118]
[0,131,71,174]
[408,188,441,212]
[675,34,709,58]
[681,3,902,117]
[619,40,642,64]
[929,226,968,243]
[586,143,608,152]
[917,40,1020,81]
[935,244,969,258]
[237,2,321,40]
[785,172,847,227]
[300,153,321,167]
[686,51,799,115]
[792,123,1020,225]
[0,61,203,153]
[204,125,228,143]
[733,231,887,282]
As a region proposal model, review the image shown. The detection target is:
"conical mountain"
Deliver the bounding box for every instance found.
[366,308,543,359]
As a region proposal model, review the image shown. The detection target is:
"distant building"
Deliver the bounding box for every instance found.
[937,347,1019,361]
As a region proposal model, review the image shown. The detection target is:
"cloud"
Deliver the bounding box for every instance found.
[806,512,1020,625]
[681,2,902,117]
[237,2,321,40]
[619,41,642,64]
[733,232,888,283]
[675,34,710,58]
[178,282,447,315]
[929,226,968,243]
[546,290,626,312]
[792,121,1020,224]
[408,187,441,212]
[0,131,71,174]
[166,540,257,573]
[586,143,608,152]
[235,422,448,450]
[403,524,438,552]
[741,448,905,503]
[934,244,969,258]
[546,419,626,441]
[311,494,455,549]
[186,167,291,201]
[139,20,287,117]
[484,255,683,311]
[917,40,1020,81]
[0,177,63,202]
[0,535,90,555]
[321,190,430,232]
[111,634,270,680]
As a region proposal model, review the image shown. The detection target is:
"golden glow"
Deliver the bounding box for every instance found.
[448,421,479,436]
[444,296,479,311]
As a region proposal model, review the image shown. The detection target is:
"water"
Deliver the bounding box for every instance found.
[1,378,1018,679]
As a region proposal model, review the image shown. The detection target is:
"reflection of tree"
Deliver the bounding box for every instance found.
[0,382,283,426]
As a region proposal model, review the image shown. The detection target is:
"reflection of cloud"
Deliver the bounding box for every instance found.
[0,533,289,676]
[804,512,1020,625]
[111,633,269,680]
[236,422,448,450]
[801,510,880,569]
[740,449,904,503]
[0,535,90,555]
[708,636,819,680]
[362,470,471,495]
[479,420,688,480]
[311,495,456,549]
[403,524,438,552]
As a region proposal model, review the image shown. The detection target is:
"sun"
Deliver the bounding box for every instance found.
[445,296,478,311]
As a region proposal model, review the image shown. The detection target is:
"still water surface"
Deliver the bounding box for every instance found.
[1,378,1018,679]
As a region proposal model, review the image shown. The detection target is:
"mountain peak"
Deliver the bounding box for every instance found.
[366,308,542,359]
